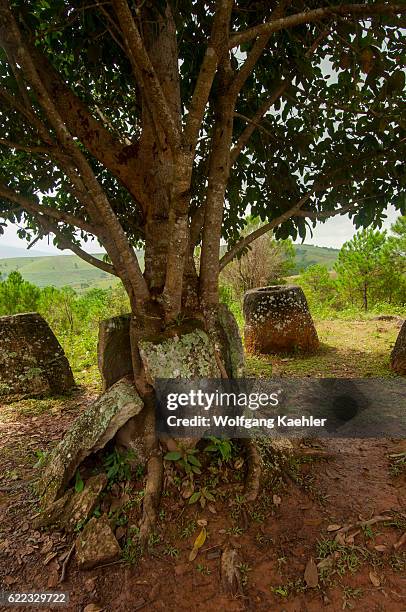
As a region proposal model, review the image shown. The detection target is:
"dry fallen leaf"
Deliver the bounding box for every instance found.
[374,544,387,552]
[304,518,322,527]
[369,571,380,587]
[272,494,281,506]
[189,527,207,561]
[208,504,217,514]
[327,524,341,532]
[304,557,318,588]
[345,531,359,544]
[394,531,406,551]
[83,605,104,612]
[197,519,207,526]
[334,533,346,546]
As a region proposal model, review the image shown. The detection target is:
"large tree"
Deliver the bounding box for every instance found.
[0,0,405,536]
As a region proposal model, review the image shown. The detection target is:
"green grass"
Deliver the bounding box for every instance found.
[245,319,400,378]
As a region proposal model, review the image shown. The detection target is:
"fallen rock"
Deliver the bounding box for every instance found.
[0,312,74,397]
[37,474,107,532]
[36,378,143,508]
[98,314,132,391]
[243,285,319,354]
[391,320,406,375]
[75,517,120,570]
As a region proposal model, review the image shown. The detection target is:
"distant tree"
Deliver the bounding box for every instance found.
[335,228,389,311]
[380,216,406,304]
[221,218,294,300]
[0,270,40,314]
[38,285,76,331]
[298,263,337,308]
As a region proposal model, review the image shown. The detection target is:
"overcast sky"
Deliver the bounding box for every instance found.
[1,204,400,254]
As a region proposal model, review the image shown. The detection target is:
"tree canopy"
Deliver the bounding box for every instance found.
[0,0,405,320]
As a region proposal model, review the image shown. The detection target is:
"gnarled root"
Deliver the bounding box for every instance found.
[242,438,262,502]
[138,395,163,545]
[139,450,163,545]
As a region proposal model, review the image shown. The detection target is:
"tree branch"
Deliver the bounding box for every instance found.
[34,228,114,281]
[219,193,311,270]
[0,87,53,144]
[183,0,233,154]
[112,0,181,151]
[0,182,97,236]
[0,1,150,308]
[0,138,52,155]
[229,3,406,48]
[230,80,288,165]
[27,43,147,205]
[34,215,117,277]
[219,160,387,270]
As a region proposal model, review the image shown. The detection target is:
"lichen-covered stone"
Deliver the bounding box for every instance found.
[98,314,132,391]
[138,329,220,384]
[36,378,143,507]
[75,517,121,570]
[217,304,245,377]
[36,473,107,532]
[391,320,406,375]
[243,285,319,354]
[0,312,74,396]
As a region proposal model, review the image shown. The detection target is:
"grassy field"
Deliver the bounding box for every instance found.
[0,244,338,291]
[246,318,400,378]
[0,253,121,291]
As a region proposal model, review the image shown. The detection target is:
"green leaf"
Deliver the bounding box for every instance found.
[188,491,201,504]
[74,470,84,493]
[187,455,201,467]
[164,451,182,461]
[203,489,215,501]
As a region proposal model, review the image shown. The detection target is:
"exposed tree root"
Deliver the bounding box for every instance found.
[138,395,163,545]
[139,450,163,545]
[241,438,262,502]
[59,542,75,584]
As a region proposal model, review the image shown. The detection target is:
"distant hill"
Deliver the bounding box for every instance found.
[0,244,337,291]
[293,244,339,273]
[0,244,51,259]
[0,253,119,291]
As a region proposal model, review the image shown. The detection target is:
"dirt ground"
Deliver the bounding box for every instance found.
[0,318,405,612]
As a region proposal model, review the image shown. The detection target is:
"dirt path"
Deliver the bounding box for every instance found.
[0,317,405,611]
[0,391,404,612]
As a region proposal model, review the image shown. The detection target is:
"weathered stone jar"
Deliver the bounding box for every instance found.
[243,285,319,354]
[391,320,406,375]
[0,312,75,396]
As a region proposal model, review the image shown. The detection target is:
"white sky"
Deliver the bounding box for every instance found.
[1,204,400,254]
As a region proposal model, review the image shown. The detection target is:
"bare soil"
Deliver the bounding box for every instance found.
[0,318,405,612]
